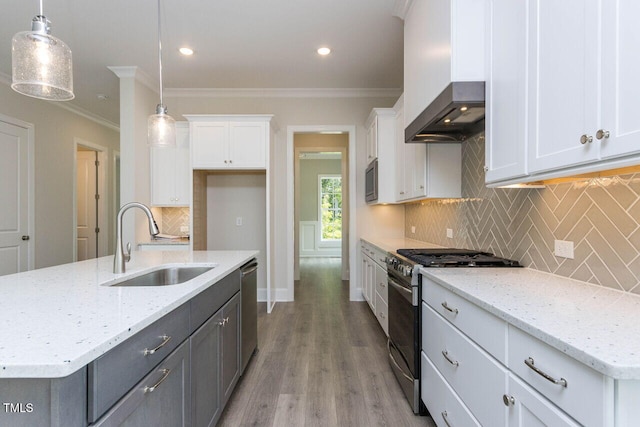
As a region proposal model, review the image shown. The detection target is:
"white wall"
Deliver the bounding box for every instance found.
[0,80,119,269]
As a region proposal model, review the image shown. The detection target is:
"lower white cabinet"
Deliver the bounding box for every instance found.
[505,373,579,427]
[360,239,389,335]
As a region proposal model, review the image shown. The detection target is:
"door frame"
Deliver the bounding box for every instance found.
[0,113,35,271]
[73,138,108,261]
[286,125,357,301]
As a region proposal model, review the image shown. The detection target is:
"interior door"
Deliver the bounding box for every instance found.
[0,119,30,276]
[77,150,98,261]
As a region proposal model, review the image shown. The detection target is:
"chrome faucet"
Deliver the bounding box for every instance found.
[113,202,160,274]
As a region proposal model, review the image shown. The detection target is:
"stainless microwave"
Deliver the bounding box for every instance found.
[365,159,378,202]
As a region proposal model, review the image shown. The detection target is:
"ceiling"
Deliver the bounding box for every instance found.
[0,0,404,126]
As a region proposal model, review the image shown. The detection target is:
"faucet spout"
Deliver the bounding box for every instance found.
[113,202,160,274]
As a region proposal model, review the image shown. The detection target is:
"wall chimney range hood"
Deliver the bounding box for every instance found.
[405,81,485,143]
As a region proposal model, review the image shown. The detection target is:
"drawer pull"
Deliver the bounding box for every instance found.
[442,350,459,367]
[143,334,172,356]
[143,368,171,394]
[524,357,567,387]
[441,301,459,314]
[218,317,230,327]
[441,411,453,427]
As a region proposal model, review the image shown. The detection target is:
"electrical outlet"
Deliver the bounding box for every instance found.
[236,217,243,226]
[180,225,189,233]
[554,240,574,259]
[411,226,416,234]
[446,228,453,239]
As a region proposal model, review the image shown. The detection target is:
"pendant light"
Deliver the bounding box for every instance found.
[148,0,176,147]
[11,0,74,101]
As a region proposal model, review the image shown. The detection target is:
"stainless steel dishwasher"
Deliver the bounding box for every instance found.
[240,259,258,374]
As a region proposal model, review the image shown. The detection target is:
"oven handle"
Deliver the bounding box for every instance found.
[388,275,418,306]
[388,339,414,382]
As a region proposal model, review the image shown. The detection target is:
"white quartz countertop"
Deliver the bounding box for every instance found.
[0,250,257,379]
[420,267,640,380]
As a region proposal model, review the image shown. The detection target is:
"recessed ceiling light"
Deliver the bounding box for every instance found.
[460,106,468,112]
[179,47,194,56]
[317,47,331,56]
[444,118,451,123]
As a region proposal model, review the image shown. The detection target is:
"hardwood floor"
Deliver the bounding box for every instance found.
[219,258,435,427]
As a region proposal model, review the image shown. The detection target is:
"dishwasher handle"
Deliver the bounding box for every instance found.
[241,261,258,277]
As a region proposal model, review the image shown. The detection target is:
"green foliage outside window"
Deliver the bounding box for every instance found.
[320,176,342,241]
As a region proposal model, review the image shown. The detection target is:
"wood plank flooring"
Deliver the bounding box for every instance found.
[219,258,436,427]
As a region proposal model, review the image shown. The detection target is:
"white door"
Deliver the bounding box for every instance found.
[0,120,30,275]
[76,151,98,261]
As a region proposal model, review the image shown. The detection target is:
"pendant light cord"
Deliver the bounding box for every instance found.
[39,0,43,16]
[157,0,164,107]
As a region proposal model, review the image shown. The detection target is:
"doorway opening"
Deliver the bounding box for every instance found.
[74,139,107,261]
[292,131,351,298]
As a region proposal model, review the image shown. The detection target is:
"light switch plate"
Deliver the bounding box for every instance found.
[236,217,243,226]
[446,228,453,239]
[411,226,416,234]
[554,240,574,259]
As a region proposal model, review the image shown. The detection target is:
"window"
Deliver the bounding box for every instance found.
[318,175,342,241]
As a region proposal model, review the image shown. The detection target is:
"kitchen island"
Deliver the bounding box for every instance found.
[0,250,257,426]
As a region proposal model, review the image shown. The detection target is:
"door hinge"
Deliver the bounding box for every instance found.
[95,194,100,200]
[95,227,100,234]
[95,160,100,166]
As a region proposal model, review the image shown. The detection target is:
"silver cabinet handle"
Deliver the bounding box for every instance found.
[503,394,515,407]
[442,350,459,367]
[441,301,459,314]
[218,316,230,327]
[143,368,171,394]
[596,129,610,140]
[441,411,453,427]
[580,134,593,144]
[143,334,171,356]
[524,357,567,387]
[21,235,30,241]
[399,191,405,195]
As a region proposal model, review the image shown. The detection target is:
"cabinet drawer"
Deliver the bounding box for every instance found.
[191,269,240,333]
[422,276,507,364]
[375,291,388,336]
[88,303,190,423]
[422,303,508,427]
[508,325,610,426]
[93,339,191,427]
[421,351,481,427]
[375,265,388,304]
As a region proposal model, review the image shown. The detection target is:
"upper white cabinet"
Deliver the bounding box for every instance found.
[150,122,190,206]
[486,0,640,185]
[366,108,396,204]
[403,0,485,127]
[186,115,273,170]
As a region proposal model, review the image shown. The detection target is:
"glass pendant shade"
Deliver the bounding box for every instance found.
[11,17,74,101]
[148,105,176,147]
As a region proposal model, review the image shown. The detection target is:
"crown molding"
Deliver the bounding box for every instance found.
[393,0,413,20]
[165,87,402,99]
[108,66,157,94]
[0,70,119,132]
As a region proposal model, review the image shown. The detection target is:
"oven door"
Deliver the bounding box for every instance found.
[387,273,422,413]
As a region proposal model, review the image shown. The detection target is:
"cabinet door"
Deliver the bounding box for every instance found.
[190,311,222,427]
[527,0,600,174]
[94,340,191,427]
[506,374,580,427]
[367,116,378,163]
[191,122,229,169]
[411,143,427,199]
[600,0,640,159]
[221,293,241,406]
[485,0,528,183]
[228,122,266,168]
[173,124,190,205]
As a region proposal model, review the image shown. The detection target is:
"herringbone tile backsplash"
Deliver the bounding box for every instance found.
[160,207,190,236]
[406,134,640,294]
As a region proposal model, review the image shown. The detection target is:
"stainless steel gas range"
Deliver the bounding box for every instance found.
[386,248,520,415]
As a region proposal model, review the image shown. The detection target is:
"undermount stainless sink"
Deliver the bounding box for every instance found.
[109,266,214,287]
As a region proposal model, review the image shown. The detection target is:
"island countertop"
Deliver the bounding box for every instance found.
[0,250,257,379]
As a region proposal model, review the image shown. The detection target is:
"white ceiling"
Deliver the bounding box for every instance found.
[0,0,404,125]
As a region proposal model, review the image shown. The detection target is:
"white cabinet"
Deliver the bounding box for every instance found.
[366,108,396,204]
[360,239,389,335]
[486,0,640,185]
[394,96,462,202]
[187,115,273,170]
[150,122,190,206]
[403,0,485,126]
